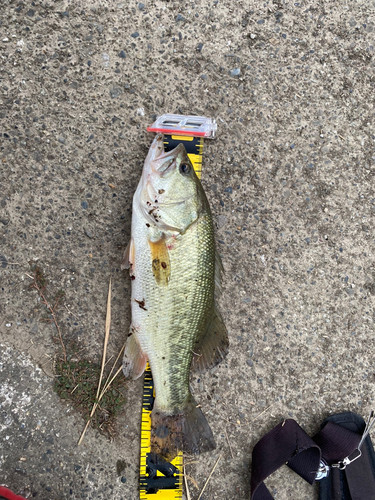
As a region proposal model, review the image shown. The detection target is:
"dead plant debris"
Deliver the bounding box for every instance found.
[27,263,67,360]
[54,353,126,439]
[27,265,126,440]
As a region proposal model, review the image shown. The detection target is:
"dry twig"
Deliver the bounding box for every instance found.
[78,278,125,445]
[252,404,274,423]
[184,466,192,500]
[65,304,79,320]
[197,455,222,500]
[26,272,66,361]
[225,428,234,459]
[96,277,112,402]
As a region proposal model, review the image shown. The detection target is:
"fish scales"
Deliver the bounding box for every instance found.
[132,209,215,413]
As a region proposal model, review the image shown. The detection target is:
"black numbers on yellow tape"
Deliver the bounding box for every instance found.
[163,135,204,180]
[139,363,183,499]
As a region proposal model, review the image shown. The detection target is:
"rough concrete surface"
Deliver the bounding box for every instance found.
[1,0,375,499]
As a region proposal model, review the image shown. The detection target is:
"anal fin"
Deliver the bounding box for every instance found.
[122,328,147,379]
[191,306,229,372]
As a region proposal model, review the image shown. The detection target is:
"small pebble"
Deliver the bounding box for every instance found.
[217,215,227,229]
[230,68,241,77]
[110,86,122,98]
[176,14,185,22]
[118,50,126,58]
[30,323,38,334]
[102,53,110,67]
[121,477,127,483]
[84,229,94,239]
[138,2,145,10]
[131,32,139,38]
[81,201,88,210]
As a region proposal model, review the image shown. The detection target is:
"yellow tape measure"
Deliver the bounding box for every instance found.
[164,135,204,180]
[139,134,205,499]
[140,362,183,499]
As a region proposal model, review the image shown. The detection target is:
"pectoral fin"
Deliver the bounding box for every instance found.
[121,238,135,270]
[191,306,229,372]
[148,236,170,286]
[122,329,147,379]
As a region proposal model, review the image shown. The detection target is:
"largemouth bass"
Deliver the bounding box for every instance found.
[122,133,228,459]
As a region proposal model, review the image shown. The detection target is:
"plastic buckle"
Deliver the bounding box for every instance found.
[147,114,217,138]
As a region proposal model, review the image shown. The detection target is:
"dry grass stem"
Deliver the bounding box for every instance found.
[104,355,114,368]
[225,428,234,459]
[26,271,67,361]
[78,420,91,446]
[101,343,126,394]
[252,404,274,423]
[184,474,199,490]
[96,277,112,402]
[78,279,126,445]
[101,366,123,398]
[197,455,222,500]
[183,466,192,500]
[65,304,79,320]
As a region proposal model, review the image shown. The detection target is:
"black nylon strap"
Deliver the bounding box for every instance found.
[313,422,360,463]
[251,419,321,500]
[251,418,367,500]
[319,413,375,500]
[345,443,375,500]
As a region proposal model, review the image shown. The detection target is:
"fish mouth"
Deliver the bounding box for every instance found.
[146,133,165,163]
[152,143,185,175]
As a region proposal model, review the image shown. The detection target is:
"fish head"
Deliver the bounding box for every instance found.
[138,135,205,233]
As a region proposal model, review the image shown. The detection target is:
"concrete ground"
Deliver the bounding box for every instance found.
[1,0,375,498]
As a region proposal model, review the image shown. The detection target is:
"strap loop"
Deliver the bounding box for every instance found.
[251,413,372,500]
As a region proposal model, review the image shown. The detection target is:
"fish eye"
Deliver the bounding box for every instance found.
[179,163,191,175]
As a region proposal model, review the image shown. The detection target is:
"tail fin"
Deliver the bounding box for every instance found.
[151,395,216,460]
